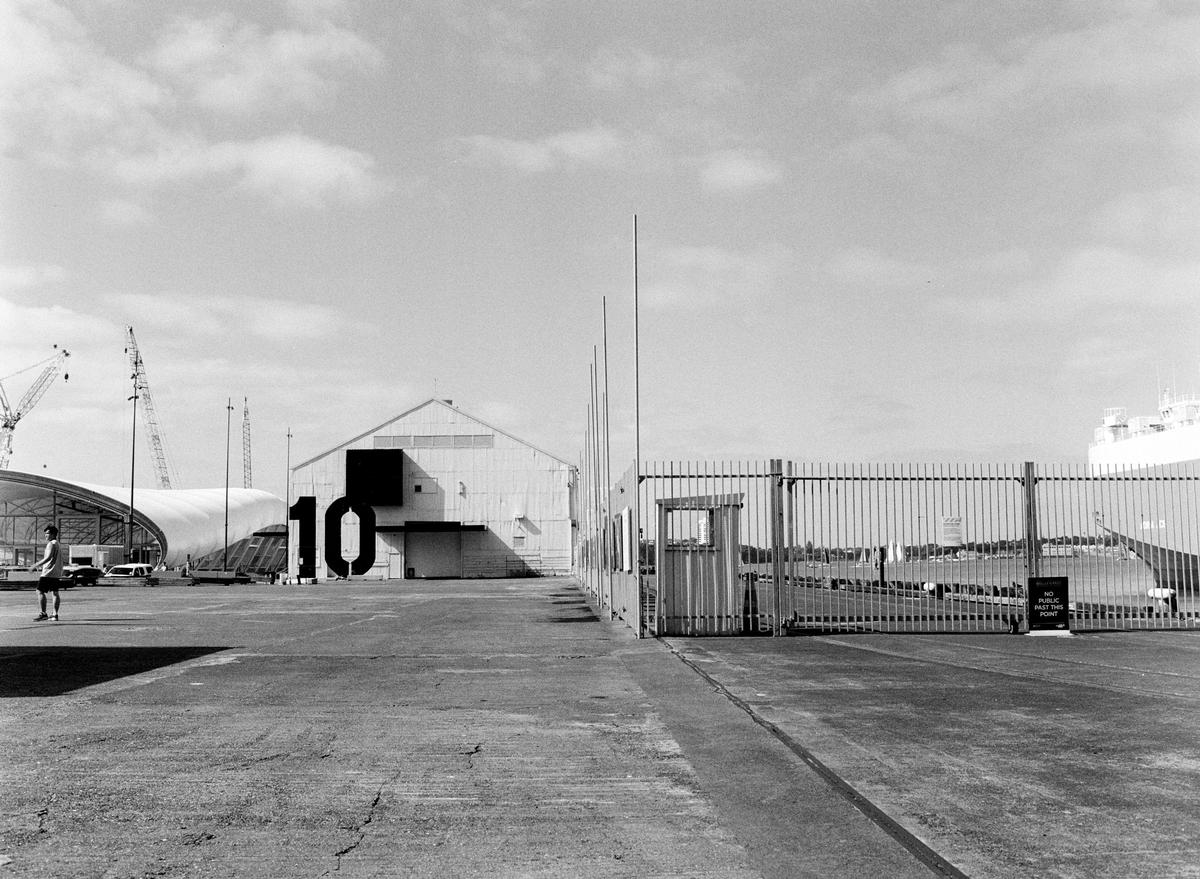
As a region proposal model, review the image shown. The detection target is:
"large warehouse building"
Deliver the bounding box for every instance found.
[289,399,576,580]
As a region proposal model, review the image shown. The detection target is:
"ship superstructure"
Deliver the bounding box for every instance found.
[1089,389,1200,473]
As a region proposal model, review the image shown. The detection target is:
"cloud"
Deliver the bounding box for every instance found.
[285,0,356,27]
[0,297,78,354]
[826,247,936,290]
[0,261,67,294]
[923,244,1199,331]
[641,244,794,310]
[100,199,154,226]
[853,10,1200,144]
[145,13,382,115]
[836,394,915,438]
[1016,247,1199,315]
[444,5,552,85]
[0,0,168,159]
[823,247,1031,296]
[103,292,350,341]
[586,47,666,91]
[108,132,382,206]
[0,2,383,208]
[699,149,784,193]
[455,134,555,174]
[585,46,741,98]
[1092,186,1200,252]
[212,134,382,205]
[456,126,653,174]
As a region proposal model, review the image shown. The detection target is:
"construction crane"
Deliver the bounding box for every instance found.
[124,327,177,489]
[242,397,252,489]
[0,347,70,471]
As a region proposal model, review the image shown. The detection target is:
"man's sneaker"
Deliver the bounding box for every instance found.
[33,613,48,621]
[50,614,59,621]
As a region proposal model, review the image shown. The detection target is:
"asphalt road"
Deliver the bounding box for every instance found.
[3,579,1199,878]
[1,579,933,879]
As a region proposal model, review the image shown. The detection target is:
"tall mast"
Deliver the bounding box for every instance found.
[124,327,176,489]
[242,397,253,489]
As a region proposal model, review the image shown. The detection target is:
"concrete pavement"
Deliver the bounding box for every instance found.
[666,628,1200,878]
[2,578,1198,877]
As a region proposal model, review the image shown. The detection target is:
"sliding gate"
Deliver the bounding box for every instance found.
[641,461,1199,636]
[783,463,1030,634]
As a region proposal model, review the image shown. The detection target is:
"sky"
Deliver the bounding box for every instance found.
[2,0,1199,501]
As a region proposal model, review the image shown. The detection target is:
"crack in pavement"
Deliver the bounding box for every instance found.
[462,742,482,770]
[327,768,403,873]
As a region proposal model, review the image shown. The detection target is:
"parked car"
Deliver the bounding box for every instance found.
[105,563,154,578]
[64,565,103,586]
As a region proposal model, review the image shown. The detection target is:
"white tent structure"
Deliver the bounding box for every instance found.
[0,470,281,569]
[77,483,282,567]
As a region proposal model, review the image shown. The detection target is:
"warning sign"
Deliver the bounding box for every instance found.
[1027,576,1070,632]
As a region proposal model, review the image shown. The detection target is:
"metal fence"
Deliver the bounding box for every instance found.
[576,460,1200,637]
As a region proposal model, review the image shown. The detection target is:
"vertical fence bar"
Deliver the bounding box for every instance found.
[1024,462,1039,585]
[786,460,796,629]
[636,457,644,638]
[1134,463,1150,629]
[1113,467,1128,621]
[881,460,888,628]
[1159,463,1176,627]
[989,461,1000,630]
[972,461,983,633]
[777,461,787,634]
[1180,461,1190,598]
[1094,463,1108,619]
[1009,462,1022,630]
[694,458,702,635]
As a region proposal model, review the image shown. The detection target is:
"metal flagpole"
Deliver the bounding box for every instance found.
[127,358,139,563]
[224,398,233,571]
[589,369,600,599]
[285,427,292,583]
[583,396,592,598]
[602,296,614,617]
[591,351,603,606]
[632,214,643,636]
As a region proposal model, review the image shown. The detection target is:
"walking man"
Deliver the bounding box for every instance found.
[31,524,63,621]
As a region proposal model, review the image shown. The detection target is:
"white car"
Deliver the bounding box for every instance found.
[105,563,154,578]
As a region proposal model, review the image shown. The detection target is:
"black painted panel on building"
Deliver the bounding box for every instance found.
[346,449,405,506]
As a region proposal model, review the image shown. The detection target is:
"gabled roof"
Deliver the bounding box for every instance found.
[293,398,573,470]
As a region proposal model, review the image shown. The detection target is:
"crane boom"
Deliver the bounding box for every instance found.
[124,327,176,489]
[0,347,70,470]
[242,397,252,489]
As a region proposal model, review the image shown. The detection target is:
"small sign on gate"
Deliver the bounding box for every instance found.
[1027,576,1071,636]
[940,516,963,548]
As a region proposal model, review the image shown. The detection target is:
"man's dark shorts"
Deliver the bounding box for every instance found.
[36,576,61,594]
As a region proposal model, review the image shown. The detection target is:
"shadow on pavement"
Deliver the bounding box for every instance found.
[0,646,228,697]
[542,610,601,623]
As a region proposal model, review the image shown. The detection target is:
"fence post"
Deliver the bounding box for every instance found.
[785,460,795,632]
[770,458,785,635]
[1023,461,1040,580]
[633,461,642,639]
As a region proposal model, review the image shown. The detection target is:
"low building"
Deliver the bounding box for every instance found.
[288,399,575,580]
[0,469,283,572]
